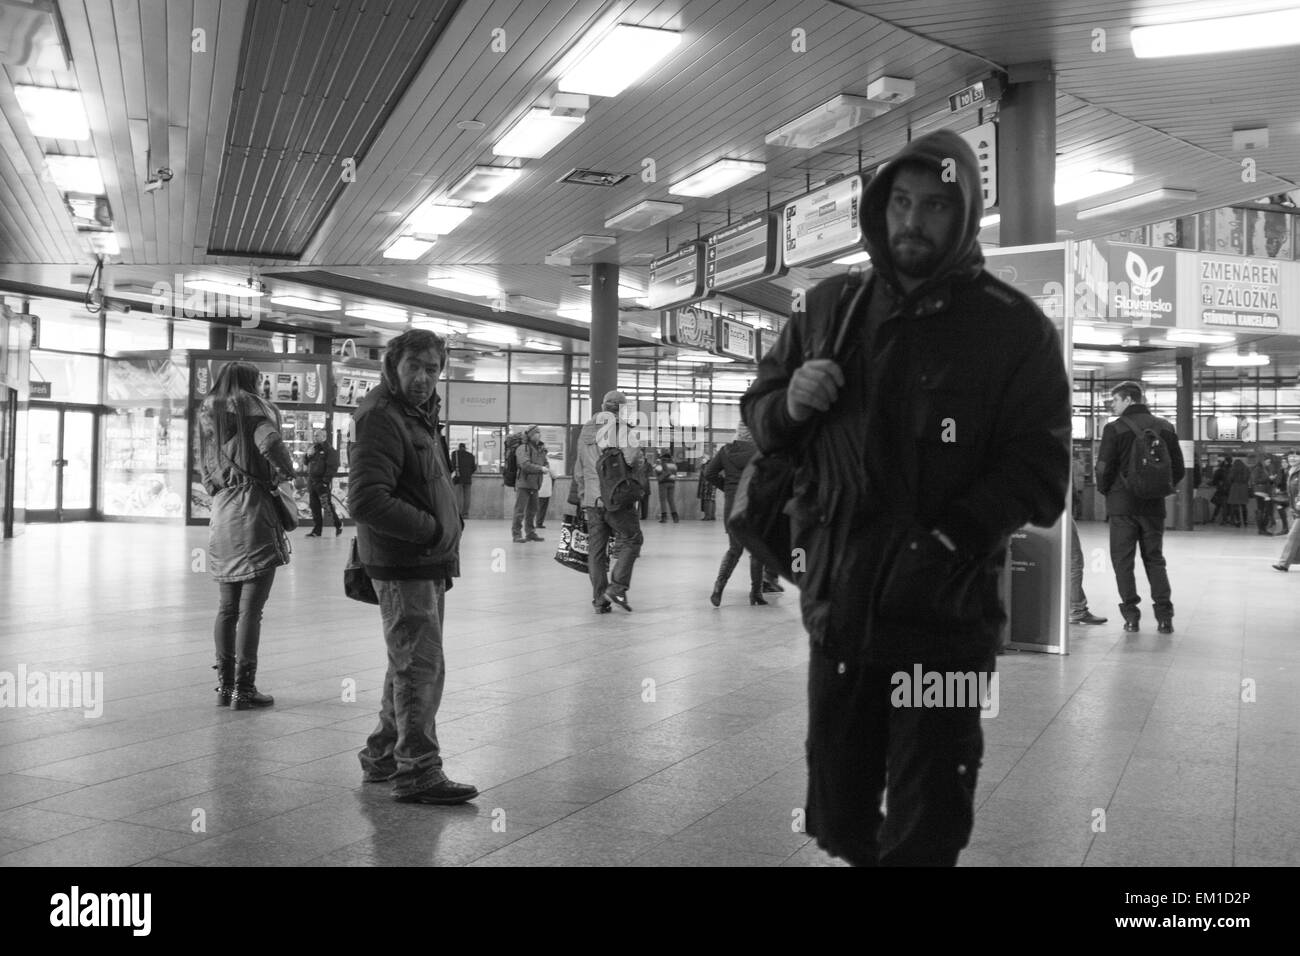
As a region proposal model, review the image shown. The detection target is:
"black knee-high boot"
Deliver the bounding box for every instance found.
[711,551,740,607]
[749,557,767,606]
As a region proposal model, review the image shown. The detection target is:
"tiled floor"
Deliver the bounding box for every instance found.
[1,517,1297,867]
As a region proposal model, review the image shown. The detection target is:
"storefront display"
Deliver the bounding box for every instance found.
[101,357,189,518]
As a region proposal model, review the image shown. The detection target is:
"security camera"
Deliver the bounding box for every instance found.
[156,167,173,182]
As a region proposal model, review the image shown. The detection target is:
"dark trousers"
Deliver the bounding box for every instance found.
[657,481,677,517]
[1109,514,1173,620]
[585,504,642,602]
[805,654,987,866]
[214,568,277,668]
[717,524,762,593]
[309,480,340,532]
[535,496,550,527]
[457,482,470,518]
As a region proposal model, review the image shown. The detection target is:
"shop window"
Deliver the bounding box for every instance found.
[28,300,101,352]
[29,350,101,404]
[172,319,214,350]
[106,313,170,352]
[511,352,564,383]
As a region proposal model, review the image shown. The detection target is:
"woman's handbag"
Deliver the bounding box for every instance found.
[727,275,867,582]
[269,482,298,533]
[344,536,379,604]
[554,511,591,574]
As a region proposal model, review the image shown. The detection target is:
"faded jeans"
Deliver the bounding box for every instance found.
[1069,520,1089,617]
[359,578,448,796]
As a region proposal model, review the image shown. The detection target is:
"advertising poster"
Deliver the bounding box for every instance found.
[334,367,382,408]
[274,372,303,403]
[1198,256,1281,330]
[1246,209,1293,259]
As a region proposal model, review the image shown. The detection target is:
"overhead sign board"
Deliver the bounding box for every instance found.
[647,242,706,311]
[948,75,1004,113]
[1100,244,1178,327]
[713,316,757,362]
[782,174,864,268]
[704,213,783,293]
[1198,257,1281,330]
[959,121,997,207]
[661,307,717,351]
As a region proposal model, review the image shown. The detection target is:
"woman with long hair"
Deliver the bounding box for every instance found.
[199,360,296,709]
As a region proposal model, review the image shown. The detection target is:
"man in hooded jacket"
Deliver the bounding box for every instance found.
[742,129,1070,865]
[349,329,476,805]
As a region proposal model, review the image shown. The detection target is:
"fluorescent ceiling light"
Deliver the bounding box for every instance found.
[1206,353,1269,367]
[413,317,468,335]
[1076,187,1198,220]
[1131,9,1300,58]
[346,305,407,323]
[493,107,584,159]
[269,295,337,312]
[15,86,90,140]
[446,166,522,203]
[979,214,1000,229]
[524,339,562,352]
[765,94,889,150]
[1072,350,1129,364]
[669,159,766,198]
[550,235,617,259]
[1073,327,1124,346]
[833,250,871,265]
[557,307,590,322]
[468,327,518,344]
[186,277,265,297]
[1141,374,1178,384]
[45,155,104,194]
[558,24,681,97]
[672,353,734,364]
[407,201,473,235]
[1055,171,1134,206]
[578,281,644,298]
[428,277,502,298]
[605,200,683,231]
[383,236,435,260]
[1165,329,1235,344]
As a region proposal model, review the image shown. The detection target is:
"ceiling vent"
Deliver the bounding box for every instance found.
[559,168,629,187]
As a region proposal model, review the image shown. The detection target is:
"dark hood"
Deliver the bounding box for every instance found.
[862,128,985,294]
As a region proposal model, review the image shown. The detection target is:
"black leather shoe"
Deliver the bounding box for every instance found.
[1157,619,1174,634]
[513,537,526,544]
[1070,611,1108,625]
[1273,563,1289,572]
[1123,620,1140,633]
[526,532,544,542]
[604,587,632,612]
[395,779,478,805]
[335,525,343,536]
[594,602,612,614]
[306,530,322,537]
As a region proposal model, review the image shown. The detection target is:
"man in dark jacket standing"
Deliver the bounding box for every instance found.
[451,442,476,519]
[348,328,476,805]
[304,429,343,537]
[1096,380,1185,633]
[742,129,1070,866]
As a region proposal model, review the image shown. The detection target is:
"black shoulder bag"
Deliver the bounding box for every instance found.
[728,275,868,581]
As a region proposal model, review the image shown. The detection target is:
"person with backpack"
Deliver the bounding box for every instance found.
[654,451,679,522]
[1096,380,1185,634]
[304,428,343,537]
[574,390,644,613]
[511,426,548,544]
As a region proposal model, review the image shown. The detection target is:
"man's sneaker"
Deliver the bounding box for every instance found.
[513,536,526,544]
[1272,563,1289,572]
[594,601,612,614]
[395,779,479,805]
[604,587,632,613]
[1156,619,1174,634]
[1070,611,1108,625]
[306,530,322,537]
[526,532,544,542]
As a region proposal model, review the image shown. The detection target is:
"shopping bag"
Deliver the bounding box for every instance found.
[553,512,590,574]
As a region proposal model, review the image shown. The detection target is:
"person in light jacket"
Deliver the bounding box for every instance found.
[535,443,553,529]
[199,361,296,710]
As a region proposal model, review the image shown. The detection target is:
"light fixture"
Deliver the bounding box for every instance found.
[467,327,518,345]
[446,166,522,203]
[186,277,265,297]
[1072,350,1129,364]
[578,281,644,298]
[428,277,502,298]
[269,295,338,312]
[865,76,916,105]
[556,307,590,322]
[605,200,683,231]
[493,96,588,159]
[545,234,618,265]
[765,94,889,150]
[1165,329,1235,345]
[346,305,407,323]
[1142,373,1178,385]
[833,250,871,266]
[407,201,473,235]
[1073,326,1124,346]
[1076,187,1198,220]
[524,339,562,351]
[1206,353,1269,367]
[979,214,1001,229]
[673,353,734,364]
[557,24,682,98]
[45,155,104,194]
[669,159,766,198]
[1131,9,1300,58]
[1055,171,1134,206]
[383,236,435,260]
[15,86,90,140]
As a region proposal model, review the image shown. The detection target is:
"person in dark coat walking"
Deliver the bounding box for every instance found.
[703,424,769,606]
[1226,456,1250,527]
[1095,381,1185,633]
[742,130,1071,866]
[304,429,343,536]
[199,361,296,710]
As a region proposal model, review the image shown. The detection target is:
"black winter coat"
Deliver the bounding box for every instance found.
[348,379,462,581]
[1095,405,1185,517]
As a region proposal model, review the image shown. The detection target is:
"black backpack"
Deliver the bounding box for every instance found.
[1120,416,1175,499]
[597,447,646,511]
[502,433,524,488]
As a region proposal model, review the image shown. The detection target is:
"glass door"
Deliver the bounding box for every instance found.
[25,405,97,521]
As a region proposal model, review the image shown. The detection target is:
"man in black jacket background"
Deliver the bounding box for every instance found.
[303,429,342,537]
[1096,380,1185,634]
[742,129,1070,866]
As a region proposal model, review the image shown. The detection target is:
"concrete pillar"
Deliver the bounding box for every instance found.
[997,63,1056,247]
[1175,352,1195,531]
[589,262,620,407]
